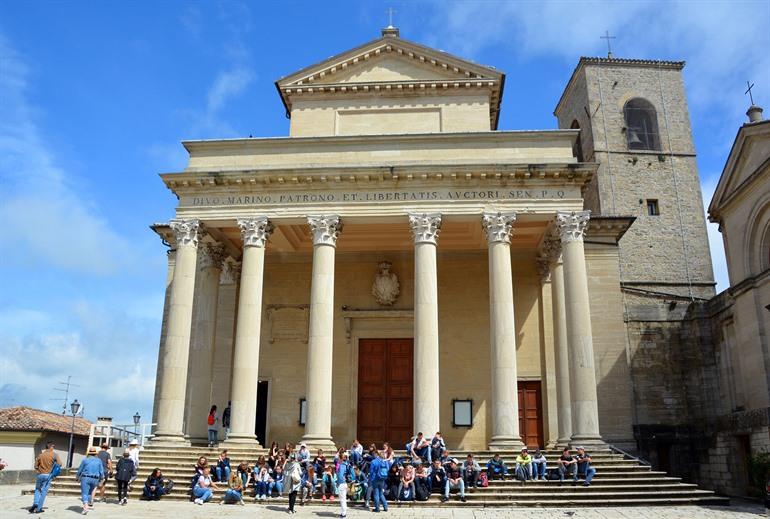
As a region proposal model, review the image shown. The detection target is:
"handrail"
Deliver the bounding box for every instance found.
[608,444,651,466]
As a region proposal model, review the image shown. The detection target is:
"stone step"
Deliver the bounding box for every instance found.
[34,487,729,507]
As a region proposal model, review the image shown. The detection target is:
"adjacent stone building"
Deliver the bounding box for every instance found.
[147,26,767,496]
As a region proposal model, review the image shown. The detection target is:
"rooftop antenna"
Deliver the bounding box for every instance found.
[51,375,80,414]
[601,30,616,59]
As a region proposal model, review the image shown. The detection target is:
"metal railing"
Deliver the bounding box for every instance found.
[608,444,651,466]
[88,422,156,458]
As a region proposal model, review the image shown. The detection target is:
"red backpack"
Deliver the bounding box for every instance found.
[207,413,215,426]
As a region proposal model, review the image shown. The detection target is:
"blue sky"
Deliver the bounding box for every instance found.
[1,0,768,425]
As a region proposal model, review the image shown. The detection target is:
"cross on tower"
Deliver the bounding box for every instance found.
[386,7,396,27]
[600,30,616,58]
[745,81,756,105]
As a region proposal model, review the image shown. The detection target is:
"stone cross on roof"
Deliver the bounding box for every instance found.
[601,30,616,58]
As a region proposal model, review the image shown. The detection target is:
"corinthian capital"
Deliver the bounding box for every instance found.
[169,219,201,248]
[307,215,342,247]
[408,213,442,245]
[198,243,227,271]
[555,210,591,243]
[481,211,517,244]
[237,217,273,248]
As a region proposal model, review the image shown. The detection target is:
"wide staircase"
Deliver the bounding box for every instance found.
[44,445,729,507]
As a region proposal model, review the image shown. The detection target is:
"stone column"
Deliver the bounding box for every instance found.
[482,212,524,449]
[302,215,342,450]
[153,219,200,444]
[549,250,573,446]
[209,259,241,425]
[185,242,226,442]
[408,213,442,436]
[555,210,605,448]
[227,217,273,445]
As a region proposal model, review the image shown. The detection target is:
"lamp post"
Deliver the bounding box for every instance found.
[66,399,81,468]
[133,412,141,444]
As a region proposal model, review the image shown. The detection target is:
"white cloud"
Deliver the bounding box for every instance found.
[0,35,136,276]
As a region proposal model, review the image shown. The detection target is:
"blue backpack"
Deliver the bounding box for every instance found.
[375,459,389,480]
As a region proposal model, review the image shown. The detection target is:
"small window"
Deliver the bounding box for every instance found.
[452,399,473,427]
[570,120,584,162]
[624,98,661,151]
[298,398,307,426]
[647,199,660,216]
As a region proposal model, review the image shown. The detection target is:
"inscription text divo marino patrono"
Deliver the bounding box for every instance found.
[190,188,571,207]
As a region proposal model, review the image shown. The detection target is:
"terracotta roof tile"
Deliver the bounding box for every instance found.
[0,406,92,437]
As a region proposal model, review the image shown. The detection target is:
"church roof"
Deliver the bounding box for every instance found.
[708,118,770,223]
[275,30,505,129]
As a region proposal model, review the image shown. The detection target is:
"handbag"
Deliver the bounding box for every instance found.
[49,454,61,479]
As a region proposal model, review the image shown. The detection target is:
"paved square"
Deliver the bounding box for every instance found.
[1,485,764,519]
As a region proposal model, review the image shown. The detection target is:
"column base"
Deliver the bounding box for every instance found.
[222,433,262,448]
[149,433,190,447]
[556,437,572,449]
[488,436,525,450]
[568,436,609,451]
[300,435,336,451]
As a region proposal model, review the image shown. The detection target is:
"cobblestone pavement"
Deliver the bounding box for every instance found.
[0,485,765,518]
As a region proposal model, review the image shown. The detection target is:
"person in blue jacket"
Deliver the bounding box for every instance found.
[76,446,105,515]
[369,449,390,513]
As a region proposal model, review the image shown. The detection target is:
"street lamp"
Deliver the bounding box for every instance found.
[133,412,141,442]
[66,399,81,468]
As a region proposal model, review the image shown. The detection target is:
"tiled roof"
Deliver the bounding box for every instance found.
[0,406,92,437]
[578,56,685,68]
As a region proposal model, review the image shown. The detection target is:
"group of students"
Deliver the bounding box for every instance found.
[189,433,597,516]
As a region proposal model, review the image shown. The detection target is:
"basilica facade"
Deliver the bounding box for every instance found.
[148,25,755,490]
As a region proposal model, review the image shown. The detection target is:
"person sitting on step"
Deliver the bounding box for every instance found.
[396,463,416,501]
[428,459,446,494]
[192,465,219,505]
[321,464,337,501]
[574,446,597,486]
[215,450,231,483]
[515,448,533,482]
[486,453,508,481]
[254,463,271,501]
[531,448,547,481]
[407,432,431,463]
[142,468,172,500]
[269,464,285,498]
[557,448,577,483]
[441,460,466,503]
[430,431,446,462]
[462,454,481,488]
[221,470,245,505]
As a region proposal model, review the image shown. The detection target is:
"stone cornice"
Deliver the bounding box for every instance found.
[162,163,595,193]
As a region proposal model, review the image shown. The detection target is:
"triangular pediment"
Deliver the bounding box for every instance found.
[277,36,502,88]
[275,33,505,129]
[709,120,770,219]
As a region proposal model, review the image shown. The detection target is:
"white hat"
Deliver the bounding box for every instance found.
[300,442,307,448]
[129,439,139,445]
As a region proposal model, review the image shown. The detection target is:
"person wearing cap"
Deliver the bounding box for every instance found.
[515,448,533,482]
[115,449,137,505]
[297,443,310,467]
[574,446,596,486]
[531,448,547,481]
[127,439,140,490]
[76,446,105,515]
[284,453,303,514]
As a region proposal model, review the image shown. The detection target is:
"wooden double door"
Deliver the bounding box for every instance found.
[357,338,413,446]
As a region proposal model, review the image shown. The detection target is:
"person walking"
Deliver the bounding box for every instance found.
[284,453,303,515]
[95,443,112,503]
[207,405,219,447]
[76,447,105,515]
[114,449,136,505]
[29,441,61,514]
[127,439,140,490]
[336,452,351,517]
